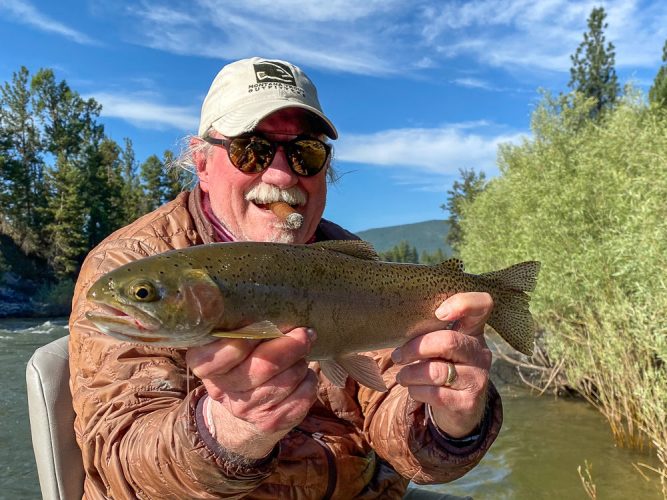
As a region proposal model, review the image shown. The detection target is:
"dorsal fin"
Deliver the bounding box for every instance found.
[481,261,541,292]
[311,240,380,260]
[436,258,465,273]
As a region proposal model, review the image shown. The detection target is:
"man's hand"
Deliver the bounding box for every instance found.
[186,327,318,459]
[392,292,493,438]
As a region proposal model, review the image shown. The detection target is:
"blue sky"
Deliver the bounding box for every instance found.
[1,0,666,233]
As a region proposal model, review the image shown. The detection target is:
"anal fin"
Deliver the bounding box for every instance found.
[320,359,349,388]
[321,354,387,392]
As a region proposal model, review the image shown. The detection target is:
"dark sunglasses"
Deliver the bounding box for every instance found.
[203,133,331,177]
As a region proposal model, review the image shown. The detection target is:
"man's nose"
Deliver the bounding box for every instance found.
[260,146,297,187]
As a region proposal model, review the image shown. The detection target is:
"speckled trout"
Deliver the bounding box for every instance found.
[86,240,540,392]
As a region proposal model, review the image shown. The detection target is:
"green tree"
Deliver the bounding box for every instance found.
[120,138,146,222]
[139,150,188,211]
[442,168,487,254]
[44,156,88,277]
[140,154,165,211]
[420,248,446,264]
[568,7,620,118]
[649,39,667,106]
[31,69,103,159]
[162,149,192,201]
[0,66,47,254]
[380,240,419,263]
[31,69,104,276]
[83,138,125,248]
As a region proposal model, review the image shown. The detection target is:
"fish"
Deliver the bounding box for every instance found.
[85,240,540,392]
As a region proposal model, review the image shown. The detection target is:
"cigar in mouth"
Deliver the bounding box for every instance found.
[269,201,304,229]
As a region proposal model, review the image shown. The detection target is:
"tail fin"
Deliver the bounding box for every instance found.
[481,261,540,292]
[483,261,540,356]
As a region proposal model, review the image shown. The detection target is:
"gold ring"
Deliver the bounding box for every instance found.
[444,362,457,387]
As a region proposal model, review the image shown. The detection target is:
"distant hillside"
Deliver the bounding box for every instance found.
[356,220,451,256]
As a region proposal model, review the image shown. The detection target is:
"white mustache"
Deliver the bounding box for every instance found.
[245,184,307,206]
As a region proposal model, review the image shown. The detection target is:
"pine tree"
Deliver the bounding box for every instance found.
[120,138,146,222]
[0,67,47,254]
[83,138,125,248]
[649,40,667,106]
[44,156,88,277]
[442,168,487,254]
[31,69,103,159]
[140,154,164,211]
[31,68,104,277]
[380,241,419,263]
[568,7,620,118]
[162,149,192,200]
[420,248,446,265]
[139,149,193,211]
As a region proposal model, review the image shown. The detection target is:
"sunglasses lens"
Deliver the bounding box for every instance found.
[288,139,329,176]
[228,136,274,173]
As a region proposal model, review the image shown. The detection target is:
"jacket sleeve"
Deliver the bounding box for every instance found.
[358,349,503,485]
[69,241,277,499]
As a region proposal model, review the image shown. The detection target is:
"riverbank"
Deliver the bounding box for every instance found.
[0,273,72,318]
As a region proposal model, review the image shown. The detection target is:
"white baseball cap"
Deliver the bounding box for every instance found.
[198,57,338,139]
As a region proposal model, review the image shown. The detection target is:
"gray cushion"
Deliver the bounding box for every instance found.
[26,335,84,500]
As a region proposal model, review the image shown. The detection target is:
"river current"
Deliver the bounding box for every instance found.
[1,318,662,499]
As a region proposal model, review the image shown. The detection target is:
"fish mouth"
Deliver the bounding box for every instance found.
[85,302,164,342]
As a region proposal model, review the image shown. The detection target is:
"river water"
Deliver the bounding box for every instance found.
[1,318,662,499]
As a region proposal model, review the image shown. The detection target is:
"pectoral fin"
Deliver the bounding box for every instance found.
[320,355,387,392]
[211,320,284,339]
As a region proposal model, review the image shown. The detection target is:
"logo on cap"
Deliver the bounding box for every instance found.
[253,61,297,85]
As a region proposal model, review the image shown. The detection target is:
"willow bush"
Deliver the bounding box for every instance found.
[459,92,667,486]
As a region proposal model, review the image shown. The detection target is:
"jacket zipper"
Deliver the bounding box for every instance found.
[301,430,337,500]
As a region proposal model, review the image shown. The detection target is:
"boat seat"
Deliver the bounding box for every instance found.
[26,335,84,500]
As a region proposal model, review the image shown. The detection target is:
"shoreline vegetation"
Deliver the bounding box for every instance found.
[2,7,667,498]
[458,92,667,495]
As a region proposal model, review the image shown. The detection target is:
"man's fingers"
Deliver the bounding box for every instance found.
[191,328,315,392]
[396,360,486,393]
[392,329,490,366]
[435,292,493,336]
[224,361,311,415]
[254,369,319,434]
[186,338,260,380]
[224,328,315,390]
[407,384,486,423]
[228,368,319,435]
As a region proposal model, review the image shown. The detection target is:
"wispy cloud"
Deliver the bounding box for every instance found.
[88,92,199,131]
[0,0,97,45]
[336,123,526,178]
[451,78,500,91]
[123,0,399,76]
[421,0,667,73]
[8,1,663,81]
[103,0,667,85]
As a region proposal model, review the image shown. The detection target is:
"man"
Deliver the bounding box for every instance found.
[70,57,502,499]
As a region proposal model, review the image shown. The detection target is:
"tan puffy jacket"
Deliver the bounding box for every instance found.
[69,186,503,499]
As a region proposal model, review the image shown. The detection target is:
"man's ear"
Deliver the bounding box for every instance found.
[191,137,209,189]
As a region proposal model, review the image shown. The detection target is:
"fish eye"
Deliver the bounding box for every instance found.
[128,280,158,302]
